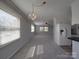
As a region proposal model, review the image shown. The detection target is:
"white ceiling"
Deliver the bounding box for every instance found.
[11,0,74,25]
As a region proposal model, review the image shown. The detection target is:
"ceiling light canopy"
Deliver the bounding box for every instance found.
[42,1,46,5]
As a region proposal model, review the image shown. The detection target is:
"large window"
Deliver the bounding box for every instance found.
[40,27,48,32]
[44,27,48,32]
[0,9,20,45]
[31,24,35,32]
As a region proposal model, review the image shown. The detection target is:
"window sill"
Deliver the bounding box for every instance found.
[0,38,20,48]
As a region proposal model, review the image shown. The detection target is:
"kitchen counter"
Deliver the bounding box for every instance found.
[68,35,79,42]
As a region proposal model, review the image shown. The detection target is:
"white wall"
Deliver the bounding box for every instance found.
[72,0,79,25]
[35,25,49,34]
[35,24,53,36]
[56,6,72,25]
[53,23,71,46]
[53,6,72,46]
[0,1,34,59]
[53,24,60,45]
[59,24,71,45]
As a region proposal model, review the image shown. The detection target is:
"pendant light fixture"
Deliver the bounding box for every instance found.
[29,0,47,20]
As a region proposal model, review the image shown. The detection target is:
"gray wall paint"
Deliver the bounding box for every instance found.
[0,1,34,59]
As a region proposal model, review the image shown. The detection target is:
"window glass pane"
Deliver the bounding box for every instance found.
[0,9,20,45]
[40,27,48,32]
[44,27,48,32]
[31,24,35,32]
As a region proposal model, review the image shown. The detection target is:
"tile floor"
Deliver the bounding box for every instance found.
[10,33,73,59]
